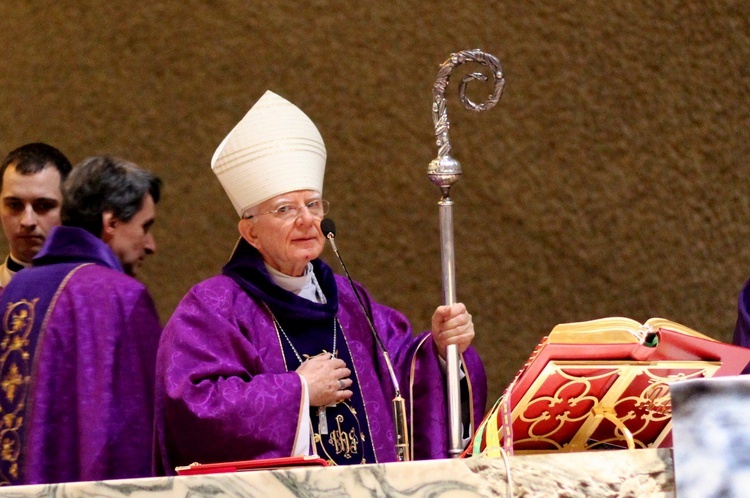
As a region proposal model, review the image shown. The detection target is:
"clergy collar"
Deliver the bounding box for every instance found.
[222,238,338,320]
[6,254,28,273]
[265,262,326,304]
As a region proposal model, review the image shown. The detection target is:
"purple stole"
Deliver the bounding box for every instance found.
[0,263,89,485]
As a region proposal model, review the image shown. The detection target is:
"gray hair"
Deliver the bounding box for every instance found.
[62,156,161,237]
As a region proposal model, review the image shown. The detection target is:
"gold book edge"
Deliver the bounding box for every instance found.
[549,316,714,344]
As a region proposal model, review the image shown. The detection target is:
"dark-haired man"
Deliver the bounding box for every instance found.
[0,143,72,289]
[0,156,163,485]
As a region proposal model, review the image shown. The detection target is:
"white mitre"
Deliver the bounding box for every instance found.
[211,90,327,217]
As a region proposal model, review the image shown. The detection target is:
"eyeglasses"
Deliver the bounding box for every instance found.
[245,199,330,221]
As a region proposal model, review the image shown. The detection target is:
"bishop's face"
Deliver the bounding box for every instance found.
[239,189,326,277]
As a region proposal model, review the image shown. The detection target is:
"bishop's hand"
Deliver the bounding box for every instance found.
[431,302,475,359]
[296,353,353,406]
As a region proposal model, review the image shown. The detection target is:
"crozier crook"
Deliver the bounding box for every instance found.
[427,48,504,457]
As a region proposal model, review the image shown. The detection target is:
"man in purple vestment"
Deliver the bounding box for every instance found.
[155,91,487,474]
[0,156,163,485]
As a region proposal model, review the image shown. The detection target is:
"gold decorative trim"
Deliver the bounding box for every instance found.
[511,360,718,452]
[5,263,91,484]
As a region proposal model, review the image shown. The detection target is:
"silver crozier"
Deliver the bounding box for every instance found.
[428,49,504,457]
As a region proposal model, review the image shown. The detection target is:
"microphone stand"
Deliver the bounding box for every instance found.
[324,224,410,462]
[428,49,505,457]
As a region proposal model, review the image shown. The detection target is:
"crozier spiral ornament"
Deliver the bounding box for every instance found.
[429,49,504,188]
[427,49,504,458]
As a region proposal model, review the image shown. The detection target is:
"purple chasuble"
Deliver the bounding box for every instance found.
[222,245,376,465]
[155,239,487,474]
[0,260,83,485]
[0,226,162,485]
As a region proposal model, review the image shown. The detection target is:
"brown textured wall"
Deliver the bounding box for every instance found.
[2,1,749,403]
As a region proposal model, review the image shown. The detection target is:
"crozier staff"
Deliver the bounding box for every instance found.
[154,90,487,472]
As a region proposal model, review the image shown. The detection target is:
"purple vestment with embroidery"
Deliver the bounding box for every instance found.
[155,240,487,473]
[0,226,162,484]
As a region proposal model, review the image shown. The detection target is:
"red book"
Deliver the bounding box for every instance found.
[468,317,750,456]
[175,455,328,475]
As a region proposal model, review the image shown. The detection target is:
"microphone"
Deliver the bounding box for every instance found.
[321,218,410,462]
[320,217,336,242]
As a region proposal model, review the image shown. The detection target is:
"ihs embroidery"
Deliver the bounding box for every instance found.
[314,400,366,465]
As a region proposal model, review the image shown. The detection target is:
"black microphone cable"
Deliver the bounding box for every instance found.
[321,217,410,461]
